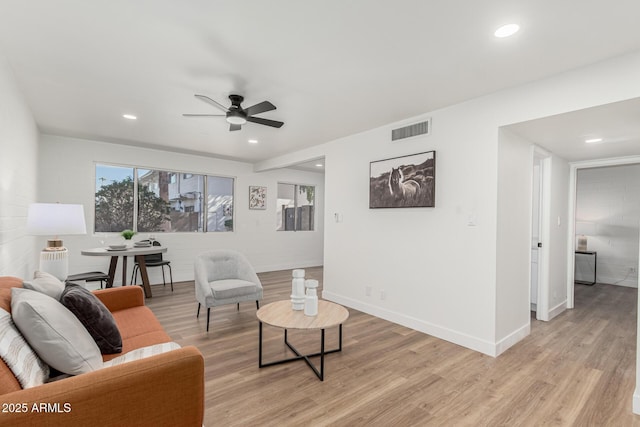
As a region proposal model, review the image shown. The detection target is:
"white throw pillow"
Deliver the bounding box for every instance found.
[11,288,103,375]
[102,342,181,368]
[0,308,49,388]
[22,271,65,299]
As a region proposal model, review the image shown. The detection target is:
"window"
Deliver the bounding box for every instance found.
[137,168,205,232]
[95,164,233,233]
[207,176,234,232]
[276,183,315,231]
[95,165,134,232]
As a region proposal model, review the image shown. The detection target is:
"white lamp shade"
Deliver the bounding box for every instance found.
[27,203,87,235]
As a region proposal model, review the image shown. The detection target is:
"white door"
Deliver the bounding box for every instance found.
[531,164,541,311]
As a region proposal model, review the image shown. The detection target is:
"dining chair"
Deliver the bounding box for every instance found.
[130,240,173,291]
[66,271,110,289]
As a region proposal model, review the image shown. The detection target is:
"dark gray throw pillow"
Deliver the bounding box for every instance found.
[60,282,122,354]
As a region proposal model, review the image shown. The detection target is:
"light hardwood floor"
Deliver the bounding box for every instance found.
[145,268,640,426]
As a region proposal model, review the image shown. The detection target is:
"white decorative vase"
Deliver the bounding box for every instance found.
[291,269,306,310]
[304,279,318,316]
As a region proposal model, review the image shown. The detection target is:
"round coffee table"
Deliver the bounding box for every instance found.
[257,300,349,381]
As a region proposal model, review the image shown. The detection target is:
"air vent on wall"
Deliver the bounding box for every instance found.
[391,119,431,141]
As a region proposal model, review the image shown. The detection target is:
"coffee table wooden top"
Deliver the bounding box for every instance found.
[257,300,349,330]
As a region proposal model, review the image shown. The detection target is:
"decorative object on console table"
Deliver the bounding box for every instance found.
[27,203,87,281]
[369,151,436,209]
[304,279,318,316]
[291,269,305,310]
[249,186,267,210]
[575,221,596,251]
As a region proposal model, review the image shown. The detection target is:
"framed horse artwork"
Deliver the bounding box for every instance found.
[369,151,435,208]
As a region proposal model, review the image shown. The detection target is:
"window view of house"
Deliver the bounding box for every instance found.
[207,176,234,232]
[276,183,314,231]
[137,169,205,232]
[95,164,233,233]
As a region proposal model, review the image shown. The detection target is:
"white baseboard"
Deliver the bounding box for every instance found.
[495,323,530,356]
[322,290,500,357]
[548,300,567,321]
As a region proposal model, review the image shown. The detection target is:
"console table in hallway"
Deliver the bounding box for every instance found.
[575,250,597,286]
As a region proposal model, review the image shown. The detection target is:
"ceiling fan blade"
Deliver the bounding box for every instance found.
[244,101,276,116]
[182,113,225,117]
[230,123,242,131]
[194,94,228,112]
[247,116,284,128]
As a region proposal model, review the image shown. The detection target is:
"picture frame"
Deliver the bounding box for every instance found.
[249,186,267,210]
[369,151,435,208]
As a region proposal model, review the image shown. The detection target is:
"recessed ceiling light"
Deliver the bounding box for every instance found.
[315,163,324,167]
[585,138,603,144]
[494,24,520,38]
[122,114,137,120]
[248,139,258,144]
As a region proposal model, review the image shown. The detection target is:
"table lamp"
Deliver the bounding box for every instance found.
[27,203,87,280]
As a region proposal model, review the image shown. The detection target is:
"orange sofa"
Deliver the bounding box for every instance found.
[0,277,204,426]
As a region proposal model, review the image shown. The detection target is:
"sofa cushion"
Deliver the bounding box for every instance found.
[11,288,103,375]
[0,276,23,290]
[0,288,11,313]
[103,342,181,368]
[209,279,260,299]
[23,271,65,299]
[103,305,171,362]
[60,282,122,354]
[0,308,49,388]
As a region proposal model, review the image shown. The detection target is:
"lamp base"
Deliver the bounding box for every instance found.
[39,248,69,281]
[45,239,64,250]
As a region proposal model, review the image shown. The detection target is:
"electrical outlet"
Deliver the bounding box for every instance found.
[365,286,372,296]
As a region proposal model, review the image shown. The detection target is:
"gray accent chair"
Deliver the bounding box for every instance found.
[194,250,263,331]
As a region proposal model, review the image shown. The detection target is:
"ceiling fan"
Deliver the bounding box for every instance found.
[183,94,284,131]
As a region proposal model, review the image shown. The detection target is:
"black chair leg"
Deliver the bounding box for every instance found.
[168,265,173,291]
[206,308,211,332]
[130,265,138,286]
[197,303,201,318]
[161,266,166,287]
[237,303,240,311]
[256,300,260,309]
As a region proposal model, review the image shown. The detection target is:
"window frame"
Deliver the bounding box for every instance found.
[94,162,235,234]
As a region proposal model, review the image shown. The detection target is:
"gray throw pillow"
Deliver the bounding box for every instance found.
[11,288,103,375]
[60,282,122,355]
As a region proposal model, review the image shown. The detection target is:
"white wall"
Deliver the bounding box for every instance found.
[495,129,532,351]
[258,50,640,357]
[37,135,324,285]
[0,54,39,278]
[547,156,570,315]
[576,164,640,287]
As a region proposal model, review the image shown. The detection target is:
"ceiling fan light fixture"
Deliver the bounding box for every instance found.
[226,109,247,125]
[226,116,247,125]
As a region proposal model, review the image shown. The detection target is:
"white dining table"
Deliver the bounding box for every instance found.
[81,245,167,298]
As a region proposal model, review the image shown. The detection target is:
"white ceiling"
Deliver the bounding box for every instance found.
[506,97,640,162]
[1,0,640,164]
